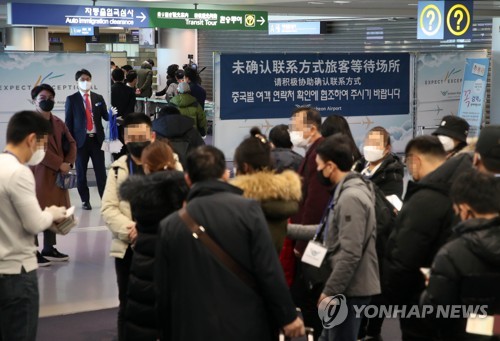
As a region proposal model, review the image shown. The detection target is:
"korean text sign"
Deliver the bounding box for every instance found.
[220,53,411,120]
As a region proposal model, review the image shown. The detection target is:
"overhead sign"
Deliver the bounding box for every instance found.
[220,53,411,120]
[417,1,473,40]
[69,26,94,36]
[8,3,267,31]
[269,22,321,35]
[8,3,150,28]
[149,8,268,30]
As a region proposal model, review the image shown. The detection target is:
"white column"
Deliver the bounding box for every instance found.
[490,18,500,124]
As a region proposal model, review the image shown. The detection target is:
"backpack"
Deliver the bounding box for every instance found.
[356,174,397,263]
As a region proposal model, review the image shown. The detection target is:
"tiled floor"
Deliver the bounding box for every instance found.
[38,187,118,317]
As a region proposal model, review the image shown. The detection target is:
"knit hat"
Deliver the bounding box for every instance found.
[177,82,191,94]
[432,115,470,143]
[476,125,500,171]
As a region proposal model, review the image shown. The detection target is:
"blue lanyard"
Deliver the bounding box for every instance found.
[313,195,335,242]
[129,158,134,175]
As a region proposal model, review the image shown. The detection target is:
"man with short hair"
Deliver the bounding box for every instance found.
[65,68,109,210]
[0,111,67,341]
[156,145,305,341]
[474,125,500,176]
[101,113,155,341]
[383,135,470,340]
[314,134,380,341]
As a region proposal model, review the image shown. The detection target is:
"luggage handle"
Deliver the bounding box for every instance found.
[279,327,314,341]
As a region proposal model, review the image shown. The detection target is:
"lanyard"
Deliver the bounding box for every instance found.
[129,157,135,175]
[313,195,335,242]
[2,150,20,162]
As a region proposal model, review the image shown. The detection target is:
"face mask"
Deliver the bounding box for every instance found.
[363,146,385,162]
[290,131,311,149]
[317,168,332,187]
[78,81,92,92]
[39,99,55,112]
[438,135,455,152]
[27,149,46,166]
[127,141,151,158]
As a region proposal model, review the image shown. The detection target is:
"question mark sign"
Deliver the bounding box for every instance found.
[426,10,436,31]
[454,10,464,31]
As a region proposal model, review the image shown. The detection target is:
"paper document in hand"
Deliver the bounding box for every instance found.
[386,194,403,211]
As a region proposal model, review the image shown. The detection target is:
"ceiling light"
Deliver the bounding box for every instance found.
[333,0,351,4]
[308,1,325,4]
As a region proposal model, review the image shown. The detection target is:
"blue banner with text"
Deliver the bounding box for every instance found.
[220,53,411,120]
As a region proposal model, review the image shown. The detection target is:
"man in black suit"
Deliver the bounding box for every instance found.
[65,69,109,210]
[111,68,136,160]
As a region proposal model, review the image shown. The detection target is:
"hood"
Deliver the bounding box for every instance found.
[333,172,373,205]
[187,179,243,202]
[454,217,500,266]
[230,170,302,202]
[120,170,188,210]
[141,63,152,70]
[153,114,195,138]
[169,94,198,108]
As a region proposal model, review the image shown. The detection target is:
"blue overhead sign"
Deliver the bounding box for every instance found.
[269,22,321,35]
[70,26,94,36]
[8,3,151,28]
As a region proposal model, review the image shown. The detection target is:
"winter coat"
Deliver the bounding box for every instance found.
[31,114,76,209]
[281,137,331,284]
[271,148,304,173]
[152,114,205,168]
[322,173,381,297]
[137,64,153,98]
[189,82,207,109]
[231,170,302,253]
[421,217,500,341]
[120,171,188,341]
[101,155,134,258]
[156,180,298,341]
[353,153,405,198]
[169,93,207,136]
[383,153,473,304]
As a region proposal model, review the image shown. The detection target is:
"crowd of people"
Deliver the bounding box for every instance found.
[0,72,499,341]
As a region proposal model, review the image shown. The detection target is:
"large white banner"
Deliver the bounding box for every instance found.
[0,52,110,150]
[415,50,487,136]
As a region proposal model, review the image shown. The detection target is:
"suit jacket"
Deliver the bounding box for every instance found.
[111,82,136,118]
[65,91,109,148]
[31,114,77,208]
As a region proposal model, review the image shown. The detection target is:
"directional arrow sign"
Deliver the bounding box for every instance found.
[150,8,268,30]
[136,12,147,23]
[8,3,151,28]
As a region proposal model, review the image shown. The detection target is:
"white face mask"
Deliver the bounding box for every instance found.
[290,130,310,149]
[27,149,46,166]
[78,81,92,92]
[363,146,385,162]
[438,135,455,152]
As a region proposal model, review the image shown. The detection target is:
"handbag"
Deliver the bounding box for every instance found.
[56,172,77,189]
[178,208,257,291]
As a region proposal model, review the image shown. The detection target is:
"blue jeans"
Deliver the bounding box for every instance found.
[319,296,371,341]
[0,269,39,341]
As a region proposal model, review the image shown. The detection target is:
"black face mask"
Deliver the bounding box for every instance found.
[127,141,151,158]
[39,99,55,112]
[317,169,332,187]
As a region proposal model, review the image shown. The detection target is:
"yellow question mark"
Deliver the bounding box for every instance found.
[455,10,464,31]
[426,10,436,31]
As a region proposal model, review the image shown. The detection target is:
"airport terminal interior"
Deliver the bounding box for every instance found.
[1,0,500,340]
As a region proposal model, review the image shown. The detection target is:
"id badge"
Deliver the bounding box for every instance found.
[301,241,328,268]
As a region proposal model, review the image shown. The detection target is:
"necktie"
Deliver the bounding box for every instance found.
[84,93,93,131]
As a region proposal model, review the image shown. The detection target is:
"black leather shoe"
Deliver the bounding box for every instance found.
[82,202,92,210]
